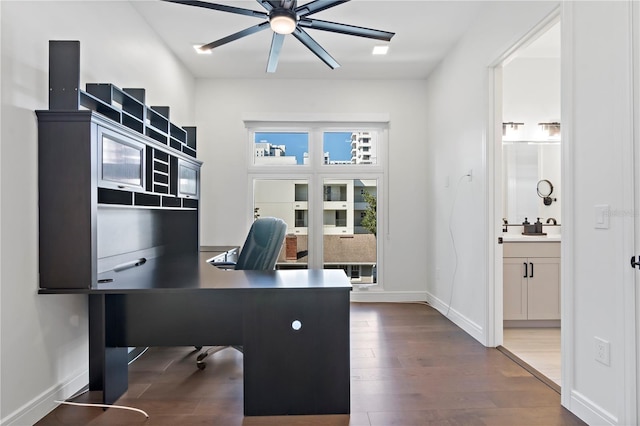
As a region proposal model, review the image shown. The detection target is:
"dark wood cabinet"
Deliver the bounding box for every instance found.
[38,111,201,290]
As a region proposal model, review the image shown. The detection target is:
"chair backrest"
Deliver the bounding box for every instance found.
[234,217,287,271]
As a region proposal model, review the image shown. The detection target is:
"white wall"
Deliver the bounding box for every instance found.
[562,2,636,424]
[0,2,195,424]
[424,1,559,342]
[194,79,429,298]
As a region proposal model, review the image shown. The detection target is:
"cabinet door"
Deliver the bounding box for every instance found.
[98,127,146,192]
[177,159,200,199]
[527,257,561,320]
[504,257,528,320]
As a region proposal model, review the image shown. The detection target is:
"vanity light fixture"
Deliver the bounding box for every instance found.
[502,122,524,137]
[539,121,561,138]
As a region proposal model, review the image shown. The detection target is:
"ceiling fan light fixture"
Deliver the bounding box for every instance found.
[269,9,297,35]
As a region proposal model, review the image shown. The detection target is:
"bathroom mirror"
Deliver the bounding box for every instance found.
[503,144,561,224]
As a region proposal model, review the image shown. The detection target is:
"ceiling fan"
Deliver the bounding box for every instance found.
[163,0,395,72]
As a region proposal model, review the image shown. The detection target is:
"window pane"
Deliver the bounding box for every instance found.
[254,132,309,165]
[323,179,377,285]
[323,131,377,165]
[253,179,308,270]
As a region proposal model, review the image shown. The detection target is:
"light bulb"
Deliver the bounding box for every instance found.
[270,11,296,35]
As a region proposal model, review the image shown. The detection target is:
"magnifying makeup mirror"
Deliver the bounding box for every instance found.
[537,179,556,205]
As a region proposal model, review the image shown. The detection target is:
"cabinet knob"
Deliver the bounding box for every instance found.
[630,256,640,269]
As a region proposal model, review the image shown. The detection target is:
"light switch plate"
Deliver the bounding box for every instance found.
[594,204,610,229]
[595,336,610,366]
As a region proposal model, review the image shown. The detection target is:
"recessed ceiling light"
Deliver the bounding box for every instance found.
[193,44,212,55]
[372,45,389,55]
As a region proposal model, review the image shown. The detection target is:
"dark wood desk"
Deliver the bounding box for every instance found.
[40,253,352,416]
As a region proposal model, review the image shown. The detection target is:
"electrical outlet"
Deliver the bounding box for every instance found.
[467,169,473,182]
[595,337,610,366]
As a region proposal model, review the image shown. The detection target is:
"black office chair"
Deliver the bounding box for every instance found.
[196,217,287,370]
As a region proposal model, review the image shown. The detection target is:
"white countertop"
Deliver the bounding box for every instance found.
[502,234,561,242]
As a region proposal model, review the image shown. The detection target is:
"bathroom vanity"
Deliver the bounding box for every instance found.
[502,236,561,325]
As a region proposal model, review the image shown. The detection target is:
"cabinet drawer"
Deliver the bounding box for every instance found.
[503,242,560,258]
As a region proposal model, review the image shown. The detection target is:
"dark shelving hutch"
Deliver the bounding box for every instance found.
[38,40,202,290]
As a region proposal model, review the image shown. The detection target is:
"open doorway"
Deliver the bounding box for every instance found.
[494,19,562,390]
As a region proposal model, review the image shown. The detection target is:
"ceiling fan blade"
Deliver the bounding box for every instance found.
[295,0,348,17]
[266,33,286,73]
[292,27,340,69]
[162,0,267,19]
[200,21,271,50]
[299,18,394,41]
[256,0,280,11]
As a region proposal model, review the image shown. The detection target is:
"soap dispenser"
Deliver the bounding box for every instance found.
[535,217,543,234]
[522,217,534,234]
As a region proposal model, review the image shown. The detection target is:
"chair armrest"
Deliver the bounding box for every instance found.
[210,261,237,270]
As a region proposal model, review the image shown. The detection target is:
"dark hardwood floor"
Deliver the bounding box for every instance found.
[36,302,585,425]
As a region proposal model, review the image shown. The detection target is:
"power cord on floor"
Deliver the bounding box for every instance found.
[53,400,149,418]
[54,347,151,419]
[445,173,472,317]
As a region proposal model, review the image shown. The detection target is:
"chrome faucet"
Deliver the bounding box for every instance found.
[546,217,557,225]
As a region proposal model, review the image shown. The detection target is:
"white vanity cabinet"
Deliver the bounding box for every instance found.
[503,241,560,321]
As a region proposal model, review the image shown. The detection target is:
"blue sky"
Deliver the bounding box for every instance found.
[255,132,352,164]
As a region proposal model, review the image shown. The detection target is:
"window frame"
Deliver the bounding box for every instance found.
[245,119,387,288]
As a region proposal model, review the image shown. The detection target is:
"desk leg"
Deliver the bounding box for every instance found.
[88,294,128,404]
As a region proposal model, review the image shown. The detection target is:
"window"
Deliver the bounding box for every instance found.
[323,131,378,165]
[248,123,385,287]
[254,132,308,165]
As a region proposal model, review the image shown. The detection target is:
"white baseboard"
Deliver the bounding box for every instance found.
[426,292,485,345]
[569,390,617,425]
[350,290,428,303]
[1,369,88,426]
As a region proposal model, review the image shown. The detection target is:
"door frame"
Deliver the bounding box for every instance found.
[633,1,640,423]
[487,8,561,344]
[486,3,562,384]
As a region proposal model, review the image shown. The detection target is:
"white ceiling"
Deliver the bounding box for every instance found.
[131,0,488,80]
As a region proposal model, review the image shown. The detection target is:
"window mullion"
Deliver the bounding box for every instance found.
[309,128,324,269]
